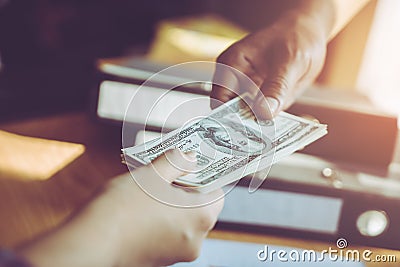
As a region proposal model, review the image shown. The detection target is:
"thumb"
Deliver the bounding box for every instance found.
[254,65,298,120]
[150,149,198,183]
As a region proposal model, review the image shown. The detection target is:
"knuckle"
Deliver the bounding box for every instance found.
[265,75,290,97]
[180,231,202,262]
[293,49,307,62]
[274,39,311,65]
[217,43,244,64]
[216,48,231,63]
[216,53,226,63]
[209,87,221,102]
[178,202,225,262]
[199,210,217,231]
[183,245,201,262]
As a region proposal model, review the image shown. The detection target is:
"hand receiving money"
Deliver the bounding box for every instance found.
[123,94,327,194]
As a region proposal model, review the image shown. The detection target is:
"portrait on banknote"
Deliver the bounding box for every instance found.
[195,118,271,157]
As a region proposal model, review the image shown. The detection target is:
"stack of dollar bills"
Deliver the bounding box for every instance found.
[122,94,327,193]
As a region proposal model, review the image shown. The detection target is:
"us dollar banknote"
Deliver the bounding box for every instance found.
[122,94,327,193]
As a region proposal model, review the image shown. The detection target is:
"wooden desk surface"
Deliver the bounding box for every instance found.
[0,112,127,247]
[0,112,398,266]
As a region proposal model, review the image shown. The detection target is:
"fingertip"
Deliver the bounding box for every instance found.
[180,150,199,173]
[151,149,186,182]
[169,149,198,173]
[162,148,181,160]
[265,97,280,116]
[182,150,198,163]
[252,96,273,120]
[210,85,237,109]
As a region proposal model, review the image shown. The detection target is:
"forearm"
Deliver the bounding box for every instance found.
[328,0,371,40]
[18,185,146,267]
[19,195,120,267]
[281,0,370,41]
[281,0,335,40]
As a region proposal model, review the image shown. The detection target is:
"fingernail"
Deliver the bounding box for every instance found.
[255,96,279,120]
[253,97,270,121]
[265,97,279,116]
[210,97,222,109]
[182,150,197,162]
